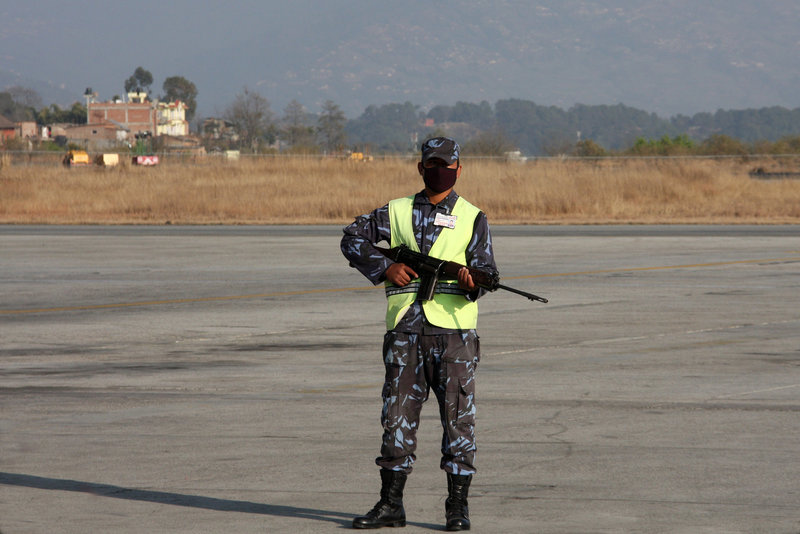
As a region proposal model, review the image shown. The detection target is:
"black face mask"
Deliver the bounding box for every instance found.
[422,166,458,193]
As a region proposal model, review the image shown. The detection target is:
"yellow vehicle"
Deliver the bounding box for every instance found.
[95,153,120,167]
[63,150,90,166]
[348,151,373,162]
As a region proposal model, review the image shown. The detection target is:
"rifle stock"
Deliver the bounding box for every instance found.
[375,244,548,304]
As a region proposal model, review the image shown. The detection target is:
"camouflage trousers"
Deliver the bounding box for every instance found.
[375,330,480,475]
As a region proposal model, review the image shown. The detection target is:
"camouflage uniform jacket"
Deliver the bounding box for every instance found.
[341,189,497,334]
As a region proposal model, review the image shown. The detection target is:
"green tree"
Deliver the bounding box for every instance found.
[162,75,198,121]
[225,87,276,151]
[495,99,571,156]
[0,92,16,118]
[281,99,317,152]
[573,139,607,157]
[462,128,516,157]
[450,101,495,128]
[345,101,421,153]
[317,100,347,153]
[35,102,86,125]
[628,134,694,156]
[697,134,747,156]
[124,66,154,95]
[1,88,42,122]
[7,86,42,120]
[671,107,800,142]
[426,105,452,124]
[65,102,87,124]
[569,103,675,152]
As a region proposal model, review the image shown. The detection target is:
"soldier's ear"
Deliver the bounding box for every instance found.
[418,162,424,176]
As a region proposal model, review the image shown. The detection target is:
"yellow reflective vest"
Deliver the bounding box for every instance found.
[385,195,481,330]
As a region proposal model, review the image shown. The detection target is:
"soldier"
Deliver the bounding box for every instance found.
[341,137,497,531]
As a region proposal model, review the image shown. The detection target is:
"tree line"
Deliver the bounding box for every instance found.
[3,66,800,156]
[416,100,800,156]
[312,99,800,157]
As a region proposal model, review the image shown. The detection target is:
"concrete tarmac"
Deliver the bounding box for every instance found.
[1,225,799,533]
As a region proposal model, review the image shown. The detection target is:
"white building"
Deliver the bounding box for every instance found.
[156,100,190,136]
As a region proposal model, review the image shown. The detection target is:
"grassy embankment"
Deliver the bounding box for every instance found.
[1,156,799,224]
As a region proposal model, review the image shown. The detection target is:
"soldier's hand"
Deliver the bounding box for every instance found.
[385,263,418,286]
[457,267,476,291]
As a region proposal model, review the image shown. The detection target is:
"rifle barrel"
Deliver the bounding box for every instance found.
[496,284,549,303]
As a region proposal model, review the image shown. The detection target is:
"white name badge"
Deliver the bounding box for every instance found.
[434,212,457,229]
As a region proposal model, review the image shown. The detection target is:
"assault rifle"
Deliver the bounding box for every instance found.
[375,244,548,303]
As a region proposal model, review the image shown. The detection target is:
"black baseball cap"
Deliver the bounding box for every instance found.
[421,137,460,165]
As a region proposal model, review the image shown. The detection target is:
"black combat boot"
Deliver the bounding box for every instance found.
[445,473,472,531]
[352,469,407,529]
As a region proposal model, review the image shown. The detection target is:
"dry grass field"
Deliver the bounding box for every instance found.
[1,155,799,225]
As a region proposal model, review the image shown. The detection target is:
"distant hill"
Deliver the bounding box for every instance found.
[177,1,800,119]
[1,1,798,120]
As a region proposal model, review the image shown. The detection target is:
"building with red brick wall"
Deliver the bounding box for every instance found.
[0,114,16,144]
[88,92,156,135]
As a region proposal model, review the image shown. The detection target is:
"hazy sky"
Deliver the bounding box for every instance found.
[2,1,798,119]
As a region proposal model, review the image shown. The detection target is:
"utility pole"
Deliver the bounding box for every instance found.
[83,87,94,124]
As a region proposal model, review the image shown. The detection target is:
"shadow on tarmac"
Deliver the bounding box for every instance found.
[1,472,443,530]
[0,472,364,528]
